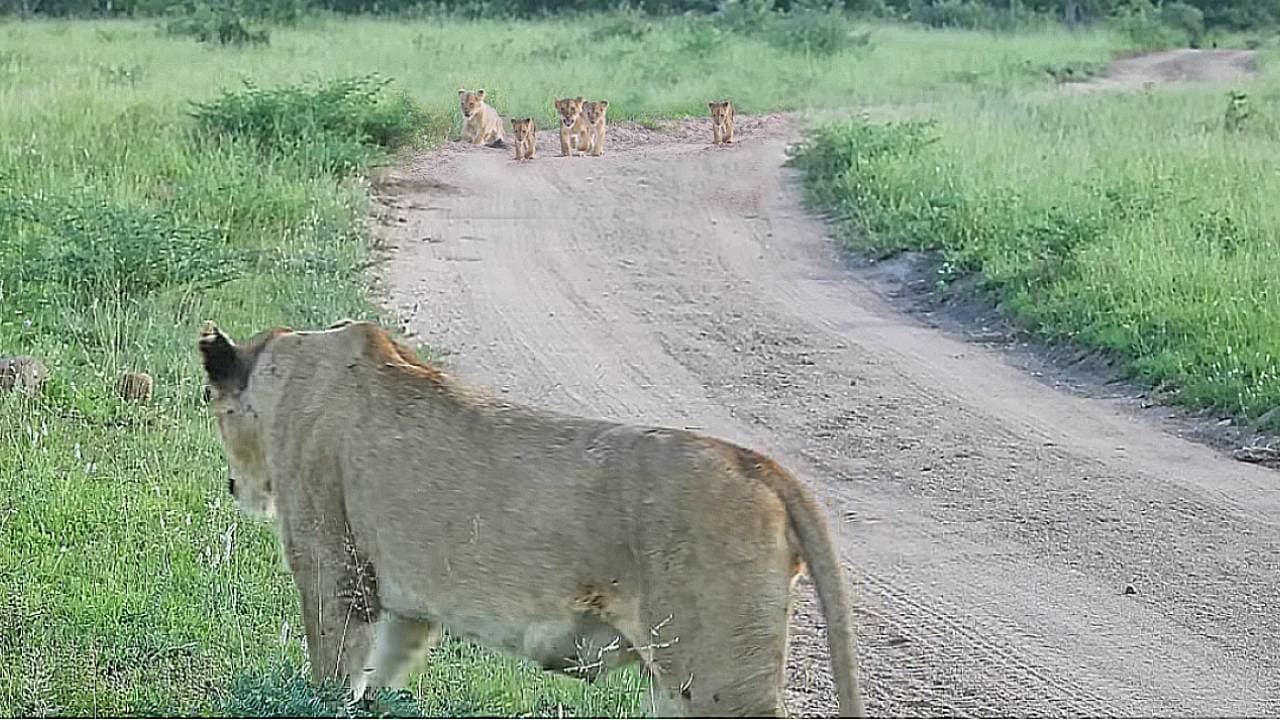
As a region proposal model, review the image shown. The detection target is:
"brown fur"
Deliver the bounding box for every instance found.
[198,320,865,718]
[117,371,154,403]
[458,88,505,146]
[554,97,591,157]
[512,117,537,161]
[709,99,735,145]
[583,100,609,157]
[0,356,49,396]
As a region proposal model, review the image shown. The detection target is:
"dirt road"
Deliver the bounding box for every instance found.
[375,74,1279,717]
[1065,48,1257,91]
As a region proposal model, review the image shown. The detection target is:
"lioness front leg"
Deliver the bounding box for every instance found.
[351,614,441,700]
[282,527,377,691]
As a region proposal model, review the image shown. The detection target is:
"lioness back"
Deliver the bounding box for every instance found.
[199,320,864,717]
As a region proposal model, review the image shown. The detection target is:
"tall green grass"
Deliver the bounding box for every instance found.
[791,75,1280,423]
[0,14,1131,715]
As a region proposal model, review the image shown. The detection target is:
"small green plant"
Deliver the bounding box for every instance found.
[221,667,425,718]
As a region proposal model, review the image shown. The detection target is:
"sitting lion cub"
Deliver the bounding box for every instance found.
[554,97,590,157]
[457,88,504,147]
[198,319,866,718]
[512,117,537,161]
[583,100,609,157]
[709,99,735,145]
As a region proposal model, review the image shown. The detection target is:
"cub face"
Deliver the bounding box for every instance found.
[458,88,487,118]
[555,97,585,128]
[584,100,609,125]
[512,117,536,140]
[709,100,733,124]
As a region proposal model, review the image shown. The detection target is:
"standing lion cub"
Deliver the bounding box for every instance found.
[583,99,609,157]
[709,99,735,145]
[198,319,865,718]
[458,88,504,147]
[554,97,591,157]
[512,117,537,161]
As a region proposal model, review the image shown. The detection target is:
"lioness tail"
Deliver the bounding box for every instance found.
[745,453,865,718]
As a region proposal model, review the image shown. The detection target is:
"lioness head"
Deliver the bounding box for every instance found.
[708,100,732,123]
[458,88,486,119]
[584,100,609,125]
[554,97,585,128]
[198,321,292,519]
[512,117,535,140]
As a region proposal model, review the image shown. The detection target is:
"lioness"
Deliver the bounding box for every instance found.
[198,319,864,718]
[458,88,504,147]
[709,99,735,145]
[554,97,591,157]
[512,117,537,161]
[0,356,49,396]
[583,100,609,157]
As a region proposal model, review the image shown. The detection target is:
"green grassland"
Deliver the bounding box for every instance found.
[790,58,1280,422]
[0,13,1150,716]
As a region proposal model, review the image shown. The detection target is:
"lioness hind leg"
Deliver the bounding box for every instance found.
[351,613,441,700]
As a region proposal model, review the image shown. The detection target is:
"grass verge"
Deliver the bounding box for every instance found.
[789,72,1280,425]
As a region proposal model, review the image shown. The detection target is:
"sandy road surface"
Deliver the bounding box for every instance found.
[1065,48,1257,91]
[374,79,1279,716]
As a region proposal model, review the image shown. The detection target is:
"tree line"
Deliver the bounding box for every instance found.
[3,0,1273,41]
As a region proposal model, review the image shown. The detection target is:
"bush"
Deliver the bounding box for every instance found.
[767,5,866,55]
[1113,0,1191,49]
[165,6,272,46]
[1159,1,1205,46]
[189,75,431,175]
[0,191,252,307]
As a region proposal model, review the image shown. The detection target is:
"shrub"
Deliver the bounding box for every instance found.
[163,2,272,46]
[0,191,252,307]
[189,75,431,174]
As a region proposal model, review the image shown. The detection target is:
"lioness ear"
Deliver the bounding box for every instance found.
[328,318,355,330]
[198,322,244,387]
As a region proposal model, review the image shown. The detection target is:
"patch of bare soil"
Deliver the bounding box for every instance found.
[373,60,1279,716]
[1062,48,1258,92]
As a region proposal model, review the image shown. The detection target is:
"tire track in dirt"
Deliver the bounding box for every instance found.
[375,98,1279,715]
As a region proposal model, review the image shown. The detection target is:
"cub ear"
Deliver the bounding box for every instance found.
[198,322,244,387]
[575,96,584,103]
[328,318,355,330]
[599,100,609,108]
[708,101,716,109]
[477,89,486,98]
[458,88,467,96]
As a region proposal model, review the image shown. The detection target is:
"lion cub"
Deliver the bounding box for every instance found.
[583,100,609,157]
[457,88,504,147]
[554,97,590,157]
[709,99,735,145]
[512,117,537,161]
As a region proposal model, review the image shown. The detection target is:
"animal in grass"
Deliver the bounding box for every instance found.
[117,370,154,403]
[709,99,735,145]
[512,117,537,161]
[0,356,49,396]
[554,97,592,157]
[457,88,505,147]
[197,318,866,718]
[583,100,610,157]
